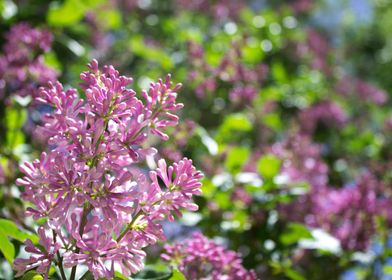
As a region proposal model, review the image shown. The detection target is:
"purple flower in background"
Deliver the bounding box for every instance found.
[296,28,331,74]
[272,135,329,189]
[229,85,258,104]
[162,232,257,280]
[299,100,347,134]
[0,23,57,99]
[309,174,390,251]
[0,164,5,184]
[336,76,388,105]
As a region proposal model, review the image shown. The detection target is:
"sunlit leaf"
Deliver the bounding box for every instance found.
[0,231,14,264]
[225,147,250,174]
[21,271,44,280]
[169,269,186,280]
[0,219,38,243]
[280,223,313,245]
[257,154,281,179]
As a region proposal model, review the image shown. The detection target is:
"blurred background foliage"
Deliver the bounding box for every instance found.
[1,0,392,279]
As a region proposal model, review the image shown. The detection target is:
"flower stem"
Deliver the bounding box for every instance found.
[116,210,144,242]
[70,203,91,280]
[52,230,67,280]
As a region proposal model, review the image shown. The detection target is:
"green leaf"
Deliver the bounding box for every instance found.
[216,113,252,143]
[47,0,86,26]
[215,192,231,209]
[383,265,392,275]
[21,271,44,280]
[97,8,121,30]
[225,147,250,174]
[272,62,288,83]
[5,106,27,148]
[44,52,62,72]
[169,269,186,280]
[129,36,173,70]
[285,268,306,280]
[262,113,282,130]
[280,223,313,245]
[201,178,216,198]
[0,231,14,263]
[114,271,129,279]
[242,44,264,63]
[257,154,281,179]
[47,0,104,26]
[0,219,38,243]
[0,0,4,16]
[0,219,38,264]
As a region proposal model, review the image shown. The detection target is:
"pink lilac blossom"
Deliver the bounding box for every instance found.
[271,135,329,189]
[299,101,347,134]
[161,232,257,280]
[229,85,258,104]
[271,134,391,251]
[336,76,388,105]
[14,227,61,280]
[295,28,331,74]
[270,135,329,223]
[231,186,253,206]
[0,23,57,99]
[309,174,392,251]
[0,164,5,184]
[14,60,203,279]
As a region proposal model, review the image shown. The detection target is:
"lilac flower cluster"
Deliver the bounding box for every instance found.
[0,23,57,99]
[336,76,388,105]
[296,28,331,74]
[161,232,257,280]
[14,60,203,279]
[270,135,329,223]
[310,174,392,250]
[299,101,347,134]
[271,135,392,251]
[272,135,329,189]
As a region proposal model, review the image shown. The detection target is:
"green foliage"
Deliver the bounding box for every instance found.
[47,0,104,26]
[225,146,250,174]
[5,105,27,149]
[168,269,186,280]
[0,219,38,243]
[257,154,281,179]
[216,113,252,144]
[0,230,14,264]
[21,271,44,280]
[0,219,37,264]
[129,36,174,70]
[280,223,313,245]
